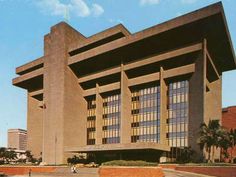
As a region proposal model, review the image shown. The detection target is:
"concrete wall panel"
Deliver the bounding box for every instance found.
[27,95,43,158]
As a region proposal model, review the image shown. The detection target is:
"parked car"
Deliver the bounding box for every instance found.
[75,163,85,168]
[84,162,99,168]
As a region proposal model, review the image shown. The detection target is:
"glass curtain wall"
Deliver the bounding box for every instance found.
[167,80,189,148]
[87,99,96,145]
[102,94,121,144]
[131,86,160,143]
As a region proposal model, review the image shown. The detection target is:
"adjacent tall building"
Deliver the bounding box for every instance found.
[8,129,27,151]
[13,2,236,164]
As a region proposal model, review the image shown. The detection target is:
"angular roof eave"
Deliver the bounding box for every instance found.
[68,2,236,72]
[218,4,236,68]
[69,24,131,53]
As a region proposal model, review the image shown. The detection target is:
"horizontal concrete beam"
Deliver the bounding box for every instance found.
[65,142,170,152]
[124,43,202,71]
[163,64,195,78]
[77,43,201,84]
[16,57,44,75]
[13,68,44,85]
[128,72,160,87]
[83,88,96,97]
[99,82,120,94]
[82,64,195,95]
[29,89,43,97]
[83,82,121,97]
[78,66,121,83]
[127,64,195,87]
[69,24,130,53]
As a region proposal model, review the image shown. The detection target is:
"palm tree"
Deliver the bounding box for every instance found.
[198,122,213,162]
[209,120,221,162]
[217,128,230,162]
[198,119,220,163]
[229,129,236,163]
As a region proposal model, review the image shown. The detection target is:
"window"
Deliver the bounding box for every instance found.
[87,99,96,145]
[131,86,160,143]
[102,94,121,144]
[167,80,189,148]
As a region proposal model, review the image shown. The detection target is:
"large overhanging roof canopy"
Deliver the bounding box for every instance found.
[69,2,236,76]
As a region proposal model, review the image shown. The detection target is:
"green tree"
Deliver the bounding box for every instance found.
[217,128,230,162]
[4,150,17,163]
[176,147,195,163]
[198,119,220,163]
[198,122,213,162]
[229,129,236,163]
[0,147,7,163]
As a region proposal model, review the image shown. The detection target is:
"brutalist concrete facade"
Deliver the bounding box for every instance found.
[13,2,236,164]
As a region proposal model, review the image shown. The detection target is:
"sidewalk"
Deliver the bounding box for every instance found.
[163,168,216,177]
[9,168,99,177]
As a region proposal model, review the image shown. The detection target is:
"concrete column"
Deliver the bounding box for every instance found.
[95,83,103,145]
[43,22,86,164]
[120,64,132,144]
[160,67,168,145]
[27,94,43,158]
[204,40,222,161]
[203,39,207,123]
[188,39,207,158]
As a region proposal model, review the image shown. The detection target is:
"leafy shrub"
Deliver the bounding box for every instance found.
[67,155,87,165]
[102,160,158,166]
[176,147,195,163]
[0,160,4,165]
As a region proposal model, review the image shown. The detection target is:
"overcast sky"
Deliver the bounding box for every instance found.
[0,0,235,147]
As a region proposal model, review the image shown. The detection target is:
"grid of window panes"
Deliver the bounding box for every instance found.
[102,94,121,144]
[167,80,189,147]
[131,86,160,143]
[87,99,96,145]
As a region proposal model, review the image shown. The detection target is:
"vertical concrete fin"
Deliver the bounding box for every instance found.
[120,64,132,144]
[160,66,168,145]
[27,94,43,158]
[96,83,103,145]
[203,38,207,123]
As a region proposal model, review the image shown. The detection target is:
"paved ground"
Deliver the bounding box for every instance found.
[8,167,215,177]
[163,169,215,177]
[9,168,99,177]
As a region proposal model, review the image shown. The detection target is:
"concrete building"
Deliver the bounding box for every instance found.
[8,129,27,151]
[13,2,236,164]
[222,106,236,162]
[222,106,236,130]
